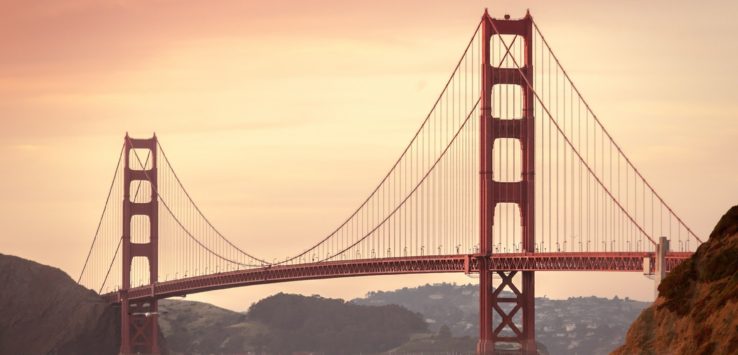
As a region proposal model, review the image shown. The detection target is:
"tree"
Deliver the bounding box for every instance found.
[437,324,452,339]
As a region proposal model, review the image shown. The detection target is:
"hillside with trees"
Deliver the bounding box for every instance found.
[160,293,427,354]
[354,283,649,355]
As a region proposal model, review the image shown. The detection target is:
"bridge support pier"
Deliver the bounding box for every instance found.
[478,10,537,354]
[654,236,669,299]
[119,134,160,355]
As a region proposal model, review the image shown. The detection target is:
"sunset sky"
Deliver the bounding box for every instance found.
[2,0,737,311]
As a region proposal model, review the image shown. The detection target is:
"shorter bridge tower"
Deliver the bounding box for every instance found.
[120,134,160,354]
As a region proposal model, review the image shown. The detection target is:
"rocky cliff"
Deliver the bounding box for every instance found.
[614,206,738,354]
[0,253,119,355]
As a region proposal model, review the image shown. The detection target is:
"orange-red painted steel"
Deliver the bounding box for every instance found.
[478,8,495,353]
[478,9,537,354]
[121,135,160,354]
[105,252,690,304]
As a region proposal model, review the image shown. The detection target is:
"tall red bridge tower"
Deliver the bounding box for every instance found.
[120,135,160,354]
[478,10,536,354]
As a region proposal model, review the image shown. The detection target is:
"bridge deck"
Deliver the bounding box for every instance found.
[103,252,691,303]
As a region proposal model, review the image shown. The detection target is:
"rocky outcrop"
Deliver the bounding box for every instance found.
[614,206,738,354]
[0,253,119,355]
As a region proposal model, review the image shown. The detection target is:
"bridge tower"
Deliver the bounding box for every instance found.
[120,134,160,354]
[478,10,536,354]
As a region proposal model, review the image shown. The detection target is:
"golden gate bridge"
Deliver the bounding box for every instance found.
[77,10,701,354]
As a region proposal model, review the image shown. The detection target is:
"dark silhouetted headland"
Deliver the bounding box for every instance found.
[0,253,119,354]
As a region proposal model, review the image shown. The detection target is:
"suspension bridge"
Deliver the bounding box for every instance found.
[77,10,701,354]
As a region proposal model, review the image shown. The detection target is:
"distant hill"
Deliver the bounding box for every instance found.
[160,293,428,354]
[158,298,258,354]
[0,253,119,354]
[161,283,647,355]
[353,283,649,355]
[614,205,738,354]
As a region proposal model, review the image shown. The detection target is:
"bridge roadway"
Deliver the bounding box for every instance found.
[103,252,691,303]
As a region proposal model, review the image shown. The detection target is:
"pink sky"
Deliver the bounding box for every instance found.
[2,0,737,311]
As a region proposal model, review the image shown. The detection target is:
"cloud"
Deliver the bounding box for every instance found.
[10,144,43,151]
